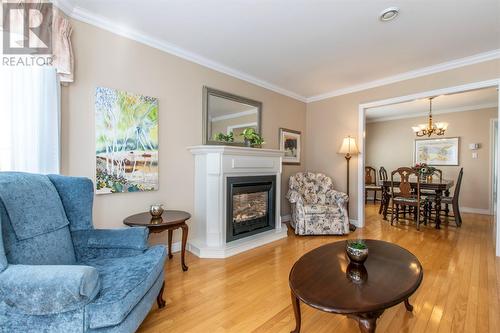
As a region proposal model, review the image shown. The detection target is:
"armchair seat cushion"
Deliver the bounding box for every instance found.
[304,204,339,214]
[82,245,167,329]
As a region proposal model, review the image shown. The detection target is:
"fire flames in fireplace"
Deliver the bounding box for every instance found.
[232,192,268,223]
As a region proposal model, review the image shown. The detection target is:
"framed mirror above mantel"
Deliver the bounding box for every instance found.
[202,86,262,145]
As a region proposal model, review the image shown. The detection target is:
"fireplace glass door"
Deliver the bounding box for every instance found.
[226,175,276,242]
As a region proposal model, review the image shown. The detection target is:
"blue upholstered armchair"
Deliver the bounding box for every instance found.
[0,172,167,333]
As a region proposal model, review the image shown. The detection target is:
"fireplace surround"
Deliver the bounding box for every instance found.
[188,145,286,258]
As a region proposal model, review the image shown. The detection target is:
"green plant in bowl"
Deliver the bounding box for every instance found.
[347,240,367,250]
[346,239,369,264]
[240,128,265,148]
[213,131,234,143]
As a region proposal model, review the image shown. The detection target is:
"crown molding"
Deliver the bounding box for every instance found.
[51,0,75,16]
[53,1,499,105]
[366,102,498,123]
[54,2,307,102]
[307,49,500,103]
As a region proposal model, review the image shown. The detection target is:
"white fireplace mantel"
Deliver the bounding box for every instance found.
[187,145,287,258]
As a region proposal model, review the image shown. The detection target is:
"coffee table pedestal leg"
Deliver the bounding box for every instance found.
[349,311,383,333]
[290,292,301,333]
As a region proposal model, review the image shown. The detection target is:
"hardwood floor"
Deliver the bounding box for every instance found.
[138,204,500,333]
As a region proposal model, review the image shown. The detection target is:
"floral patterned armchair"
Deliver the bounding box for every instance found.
[286,172,349,235]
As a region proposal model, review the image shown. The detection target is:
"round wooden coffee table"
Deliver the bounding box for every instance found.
[289,239,423,333]
[124,210,191,271]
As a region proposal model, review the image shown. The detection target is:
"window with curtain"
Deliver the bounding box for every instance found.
[0,67,60,174]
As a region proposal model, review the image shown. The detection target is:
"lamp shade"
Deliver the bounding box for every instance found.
[338,136,359,155]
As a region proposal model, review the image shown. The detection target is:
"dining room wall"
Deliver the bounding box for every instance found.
[306,59,500,220]
[366,107,498,213]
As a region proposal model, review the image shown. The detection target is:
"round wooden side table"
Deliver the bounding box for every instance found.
[289,239,423,333]
[124,210,191,271]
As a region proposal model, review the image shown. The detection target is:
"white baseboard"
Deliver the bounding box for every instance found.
[460,207,492,215]
[281,214,291,222]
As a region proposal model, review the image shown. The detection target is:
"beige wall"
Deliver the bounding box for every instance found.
[366,108,497,211]
[61,19,307,242]
[306,59,500,219]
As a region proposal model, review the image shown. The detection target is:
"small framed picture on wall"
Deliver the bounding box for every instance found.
[279,128,301,165]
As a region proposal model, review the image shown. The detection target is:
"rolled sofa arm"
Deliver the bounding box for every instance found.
[0,264,99,315]
[72,227,149,260]
[72,227,149,250]
[286,190,304,205]
[326,189,349,207]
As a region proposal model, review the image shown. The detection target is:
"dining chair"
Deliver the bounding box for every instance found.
[390,167,425,230]
[436,168,464,227]
[365,166,382,204]
[378,167,388,214]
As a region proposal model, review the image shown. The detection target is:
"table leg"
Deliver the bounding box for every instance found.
[434,189,443,229]
[167,230,173,259]
[382,186,389,220]
[444,189,450,217]
[181,223,189,271]
[290,292,301,333]
[358,318,377,333]
[156,281,166,308]
[404,298,413,312]
[349,311,383,333]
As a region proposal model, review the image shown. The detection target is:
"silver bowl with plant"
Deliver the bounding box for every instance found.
[345,239,369,264]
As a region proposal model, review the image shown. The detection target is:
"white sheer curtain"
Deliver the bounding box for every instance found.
[0,67,60,174]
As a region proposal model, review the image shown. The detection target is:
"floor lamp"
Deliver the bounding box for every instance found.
[338,136,359,218]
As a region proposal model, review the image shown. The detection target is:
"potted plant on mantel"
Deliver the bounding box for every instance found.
[213,132,234,143]
[240,128,265,148]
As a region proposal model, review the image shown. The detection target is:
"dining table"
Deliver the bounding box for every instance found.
[381,179,454,229]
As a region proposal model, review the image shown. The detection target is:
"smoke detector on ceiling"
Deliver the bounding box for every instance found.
[379,7,400,22]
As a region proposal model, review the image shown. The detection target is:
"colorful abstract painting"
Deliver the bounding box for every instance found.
[95,87,159,194]
[414,137,459,166]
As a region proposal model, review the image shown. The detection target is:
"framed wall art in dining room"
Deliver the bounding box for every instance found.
[279,128,301,165]
[414,137,459,166]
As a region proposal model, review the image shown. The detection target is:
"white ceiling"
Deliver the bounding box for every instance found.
[58,0,500,101]
[366,87,499,121]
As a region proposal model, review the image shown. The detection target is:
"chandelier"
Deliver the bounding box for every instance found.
[412,97,448,137]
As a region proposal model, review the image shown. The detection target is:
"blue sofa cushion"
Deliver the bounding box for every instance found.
[0,173,76,265]
[48,175,94,231]
[0,264,100,315]
[0,173,70,240]
[82,245,166,329]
